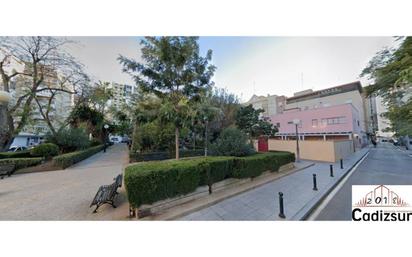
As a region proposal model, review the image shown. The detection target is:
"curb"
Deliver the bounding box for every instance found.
[291,149,370,221]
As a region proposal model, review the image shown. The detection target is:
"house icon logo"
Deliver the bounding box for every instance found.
[352,185,412,222]
[353,185,409,208]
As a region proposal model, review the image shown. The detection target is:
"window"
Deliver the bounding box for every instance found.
[322,116,346,126]
[276,122,280,128]
[357,120,360,126]
[312,119,318,127]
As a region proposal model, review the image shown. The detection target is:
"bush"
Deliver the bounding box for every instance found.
[30,143,59,160]
[0,157,43,170]
[210,127,255,157]
[46,128,90,153]
[198,157,235,186]
[125,151,295,208]
[89,138,102,147]
[125,159,203,207]
[129,149,204,163]
[0,150,32,159]
[53,145,104,169]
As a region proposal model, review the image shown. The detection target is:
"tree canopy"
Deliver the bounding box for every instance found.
[119,37,216,159]
[361,37,412,136]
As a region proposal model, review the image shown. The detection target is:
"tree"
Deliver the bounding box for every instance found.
[361,37,412,136]
[191,92,223,156]
[235,104,278,140]
[0,36,85,151]
[119,37,216,159]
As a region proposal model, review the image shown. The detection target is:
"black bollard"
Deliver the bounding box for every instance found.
[330,164,334,177]
[312,174,318,191]
[340,159,343,169]
[278,192,286,218]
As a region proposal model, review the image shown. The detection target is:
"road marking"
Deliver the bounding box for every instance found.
[307,152,370,221]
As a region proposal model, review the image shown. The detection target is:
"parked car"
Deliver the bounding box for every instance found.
[7,146,28,152]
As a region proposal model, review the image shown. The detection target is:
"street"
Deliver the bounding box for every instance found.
[315,143,412,220]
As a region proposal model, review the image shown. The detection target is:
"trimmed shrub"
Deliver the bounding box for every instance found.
[89,138,102,147]
[270,151,296,166]
[30,143,59,160]
[0,157,43,170]
[125,151,295,208]
[198,157,235,186]
[232,152,295,179]
[129,149,204,163]
[0,150,32,159]
[53,145,104,169]
[210,127,255,157]
[125,158,204,207]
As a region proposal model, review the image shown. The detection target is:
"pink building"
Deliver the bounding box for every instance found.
[269,103,364,147]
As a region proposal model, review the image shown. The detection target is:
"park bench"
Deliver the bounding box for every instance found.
[90,174,123,213]
[0,164,15,179]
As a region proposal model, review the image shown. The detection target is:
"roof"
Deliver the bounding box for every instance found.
[286,81,362,104]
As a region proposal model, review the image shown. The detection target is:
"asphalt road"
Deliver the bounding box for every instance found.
[315,143,412,220]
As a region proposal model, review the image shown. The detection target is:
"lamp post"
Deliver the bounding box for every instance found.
[204,116,208,157]
[0,91,12,151]
[293,118,300,163]
[103,124,109,153]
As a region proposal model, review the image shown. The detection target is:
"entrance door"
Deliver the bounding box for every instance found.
[258,136,269,152]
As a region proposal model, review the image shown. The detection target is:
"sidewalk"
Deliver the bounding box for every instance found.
[0,143,129,220]
[179,148,369,221]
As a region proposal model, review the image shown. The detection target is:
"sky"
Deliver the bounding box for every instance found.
[66,37,396,102]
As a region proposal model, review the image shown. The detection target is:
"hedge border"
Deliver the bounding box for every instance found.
[0,157,44,170]
[125,151,295,208]
[52,145,104,169]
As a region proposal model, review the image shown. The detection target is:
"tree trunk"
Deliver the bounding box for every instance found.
[175,126,179,160]
[0,104,12,151]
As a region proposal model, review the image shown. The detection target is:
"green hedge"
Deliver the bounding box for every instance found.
[125,151,295,208]
[0,150,32,159]
[30,143,59,159]
[0,157,44,170]
[53,145,104,169]
[232,152,292,179]
[130,149,204,162]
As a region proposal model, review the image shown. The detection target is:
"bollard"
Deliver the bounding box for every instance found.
[312,174,318,191]
[278,192,286,218]
[330,164,334,177]
[340,159,343,169]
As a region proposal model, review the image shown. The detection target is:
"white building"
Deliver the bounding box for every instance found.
[244,94,286,116]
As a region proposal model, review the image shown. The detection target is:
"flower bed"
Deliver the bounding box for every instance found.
[125,151,295,208]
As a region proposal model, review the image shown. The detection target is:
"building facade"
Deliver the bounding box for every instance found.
[6,65,74,147]
[244,94,286,116]
[259,81,370,148]
[110,82,136,109]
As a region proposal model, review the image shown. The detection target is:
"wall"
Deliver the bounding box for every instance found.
[266,139,354,162]
[269,103,360,135]
[285,90,366,133]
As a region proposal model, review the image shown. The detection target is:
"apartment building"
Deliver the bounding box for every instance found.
[7,65,74,147]
[110,82,136,109]
[267,81,371,147]
[244,94,286,116]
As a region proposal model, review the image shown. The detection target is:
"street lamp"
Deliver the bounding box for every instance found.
[204,116,208,157]
[103,124,109,153]
[293,118,301,162]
